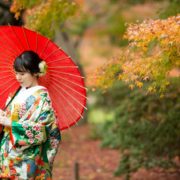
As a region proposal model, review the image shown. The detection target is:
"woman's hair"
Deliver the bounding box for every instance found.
[13,51,42,74]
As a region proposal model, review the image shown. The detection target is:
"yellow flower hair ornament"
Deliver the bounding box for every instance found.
[38,61,47,77]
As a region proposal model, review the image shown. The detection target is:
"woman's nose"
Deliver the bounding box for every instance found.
[16,74,21,81]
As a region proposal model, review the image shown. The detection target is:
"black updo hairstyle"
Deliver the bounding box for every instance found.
[13,51,42,74]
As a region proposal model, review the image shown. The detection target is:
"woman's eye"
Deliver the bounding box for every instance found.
[15,72,25,76]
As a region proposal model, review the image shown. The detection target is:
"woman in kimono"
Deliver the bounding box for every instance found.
[0,51,61,179]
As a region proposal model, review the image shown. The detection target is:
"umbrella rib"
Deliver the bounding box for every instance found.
[49,86,76,128]
[22,27,30,49]
[53,78,87,99]
[50,77,87,99]
[0,101,4,110]
[35,32,38,53]
[44,47,62,60]
[49,92,71,129]
[0,61,13,66]
[50,83,86,115]
[0,78,16,88]
[48,66,78,69]
[50,74,87,90]
[0,49,15,62]
[39,39,50,58]
[0,46,16,59]
[46,57,71,64]
[55,90,82,128]
[0,70,14,74]
[49,69,85,78]
[50,81,87,110]
[50,84,84,119]
[50,84,84,122]
[0,74,14,80]
[0,54,14,65]
[0,72,14,77]
[0,66,12,69]
[53,92,78,128]
[0,80,17,95]
[0,28,20,54]
[0,81,17,108]
[9,26,24,51]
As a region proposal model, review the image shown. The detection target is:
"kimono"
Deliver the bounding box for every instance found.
[0,86,61,179]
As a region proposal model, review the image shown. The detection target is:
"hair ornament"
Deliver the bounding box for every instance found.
[39,61,47,76]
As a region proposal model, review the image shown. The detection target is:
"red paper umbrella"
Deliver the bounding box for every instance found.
[0,26,87,130]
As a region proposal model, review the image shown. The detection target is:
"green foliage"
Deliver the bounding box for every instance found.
[10,0,42,19]
[25,0,77,39]
[95,59,122,89]
[90,80,180,177]
[107,12,128,46]
[110,0,164,5]
[95,15,180,93]
[15,0,42,8]
[11,0,78,39]
[159,0,180,19]
[126,0,146,4]
[110,0,145,5]
[67,13,95,37]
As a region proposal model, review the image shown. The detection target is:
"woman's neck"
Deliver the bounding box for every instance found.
[26,82,39,89]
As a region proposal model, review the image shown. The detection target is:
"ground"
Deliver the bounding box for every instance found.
[52,124,120,180]
[52,124,180,180]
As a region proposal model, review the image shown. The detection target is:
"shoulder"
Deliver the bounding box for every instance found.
[33,86,48,96]
[37,86,48,95]
[35,86,52,103]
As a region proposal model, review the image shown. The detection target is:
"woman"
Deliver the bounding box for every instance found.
[0,51,61,179]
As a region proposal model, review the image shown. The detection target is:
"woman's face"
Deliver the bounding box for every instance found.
[15,71,38,88]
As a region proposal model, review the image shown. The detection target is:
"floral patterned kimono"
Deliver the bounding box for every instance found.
[0,86,61,179]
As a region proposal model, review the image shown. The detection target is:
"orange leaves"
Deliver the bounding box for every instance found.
[123,15,180,92]
[10,0,78,39]
[93,57,122,90]
[10,0,21,19]
[24,0,77,38]
[125,15,180,53]
[94,15,180,93]
[10,0,42,19]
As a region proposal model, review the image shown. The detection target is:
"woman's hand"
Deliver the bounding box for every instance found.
[0,110,11,127]
[0,109,5,116]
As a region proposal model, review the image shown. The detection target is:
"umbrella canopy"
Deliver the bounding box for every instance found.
[0,26,87,130]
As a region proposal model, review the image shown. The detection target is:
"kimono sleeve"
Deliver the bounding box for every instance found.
[10,94,55,150]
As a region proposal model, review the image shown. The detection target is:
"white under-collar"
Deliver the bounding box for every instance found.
[12,85,46,104]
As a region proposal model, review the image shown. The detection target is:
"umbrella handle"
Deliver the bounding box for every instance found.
[0,125,4,144]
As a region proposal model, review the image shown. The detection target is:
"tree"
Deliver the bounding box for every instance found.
[0,0,22,25]
[90,8,180,178]
[94,15,180,93]
[10,0,77,39]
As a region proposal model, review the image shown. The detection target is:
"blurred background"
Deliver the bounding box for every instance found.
[0,0,179,179]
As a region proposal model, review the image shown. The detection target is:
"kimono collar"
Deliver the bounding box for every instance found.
[12,85,46,104]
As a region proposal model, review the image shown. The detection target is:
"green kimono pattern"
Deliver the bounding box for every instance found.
[0,86,61,179]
